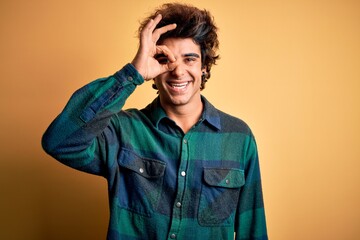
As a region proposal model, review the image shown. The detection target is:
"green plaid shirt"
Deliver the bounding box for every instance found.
[42,64,267,240]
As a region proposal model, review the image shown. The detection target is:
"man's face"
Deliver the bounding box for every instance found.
[154,38,204,109]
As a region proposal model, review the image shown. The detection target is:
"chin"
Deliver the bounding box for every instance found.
[168,97,190,106]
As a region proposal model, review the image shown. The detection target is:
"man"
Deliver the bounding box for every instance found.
[42,3,268,240]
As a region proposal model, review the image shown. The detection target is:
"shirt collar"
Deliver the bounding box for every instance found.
[200,95,221,130]
[143,96,221,131]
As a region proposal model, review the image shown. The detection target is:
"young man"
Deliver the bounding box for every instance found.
[42,3,268,240]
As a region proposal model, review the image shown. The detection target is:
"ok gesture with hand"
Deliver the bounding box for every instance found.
[131,14,177,80]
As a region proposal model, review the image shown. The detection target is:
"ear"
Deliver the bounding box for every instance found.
[201,66,208,76]
[201,69,208,79]
[200,70,208,90]
[152,79,158,90]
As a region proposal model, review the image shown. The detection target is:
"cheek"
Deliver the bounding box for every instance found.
[154,74,167,85]
[192,70,203,82]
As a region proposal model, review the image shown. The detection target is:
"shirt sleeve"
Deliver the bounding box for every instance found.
[41,63,144,176]
[235,134,268,240]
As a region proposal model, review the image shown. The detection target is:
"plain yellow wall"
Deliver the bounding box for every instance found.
[1,0,359,239]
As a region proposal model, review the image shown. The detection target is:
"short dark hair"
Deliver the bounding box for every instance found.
[138,3,220,89]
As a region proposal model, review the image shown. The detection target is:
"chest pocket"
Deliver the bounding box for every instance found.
[198,168,245,226]
[117,148,166,217]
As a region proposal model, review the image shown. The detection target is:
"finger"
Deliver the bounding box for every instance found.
[159,63,175,74]
[152,23,177,42]
[146,14,162,33]
[141,14,161,38]
[151,14,163,30]
[156,45,176,63]
[155,23,177,35]
[157,60,177,74]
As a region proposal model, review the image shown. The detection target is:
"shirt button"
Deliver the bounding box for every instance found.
[139,168,144,173]
[127,76,133,81]
[181,171,186,177]
[176,202,182,208]
[225,179,230,184]
[183,139,187,144]
[170,233,176,239]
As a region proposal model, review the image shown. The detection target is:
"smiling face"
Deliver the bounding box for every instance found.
[154,38,204,111]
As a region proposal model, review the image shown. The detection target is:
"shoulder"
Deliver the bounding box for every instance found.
[217,109,253,135]
[203,96,252,135]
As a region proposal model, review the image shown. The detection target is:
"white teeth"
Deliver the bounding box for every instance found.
[170,82,188,89]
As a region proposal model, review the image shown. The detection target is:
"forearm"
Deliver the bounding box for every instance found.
[42,63,143,174]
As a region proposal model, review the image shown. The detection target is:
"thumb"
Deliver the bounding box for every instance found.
[157,61,176,75]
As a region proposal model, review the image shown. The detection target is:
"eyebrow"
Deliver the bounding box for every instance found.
[155,53,200,59]
[183,53,200,58]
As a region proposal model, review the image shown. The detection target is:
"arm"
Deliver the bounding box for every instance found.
[42,14,177,176]
[42,64,143,175]
[235,134,268,240]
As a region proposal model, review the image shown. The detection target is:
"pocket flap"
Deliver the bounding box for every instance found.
[119,149,166,178]
[203,168,245,188]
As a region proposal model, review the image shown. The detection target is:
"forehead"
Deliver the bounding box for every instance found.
[161,38,201,55]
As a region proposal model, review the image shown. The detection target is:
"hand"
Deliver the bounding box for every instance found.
[131,14,177,80]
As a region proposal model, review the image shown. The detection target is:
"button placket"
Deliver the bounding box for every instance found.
[168,135,191,239]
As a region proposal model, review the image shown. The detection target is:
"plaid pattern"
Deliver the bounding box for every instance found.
[42,64,268,240]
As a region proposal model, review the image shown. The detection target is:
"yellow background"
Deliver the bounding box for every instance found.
[1,0,359,239]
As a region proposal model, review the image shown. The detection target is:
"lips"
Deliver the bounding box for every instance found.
[167,81,192,91]
[169,82,189,89]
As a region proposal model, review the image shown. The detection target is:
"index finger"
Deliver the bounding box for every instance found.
[156,45,176,63]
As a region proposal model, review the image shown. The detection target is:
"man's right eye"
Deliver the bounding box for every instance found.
[156,57,169,64]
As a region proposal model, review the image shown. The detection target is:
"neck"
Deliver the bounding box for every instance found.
[160,97,203,134]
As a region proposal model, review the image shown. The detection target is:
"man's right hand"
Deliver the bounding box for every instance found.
[131,14,177,80]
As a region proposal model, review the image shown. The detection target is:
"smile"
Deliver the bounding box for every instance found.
[168,81,190,90]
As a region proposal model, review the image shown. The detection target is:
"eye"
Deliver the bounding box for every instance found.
[185,57,197,64]
[156,56,169,64]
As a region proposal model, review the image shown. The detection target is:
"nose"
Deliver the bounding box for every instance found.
[169,61,185,78]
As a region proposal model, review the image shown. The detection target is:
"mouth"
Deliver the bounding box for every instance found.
[167,81,192,90]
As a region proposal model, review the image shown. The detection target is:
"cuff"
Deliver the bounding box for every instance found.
[114,63,144,86]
